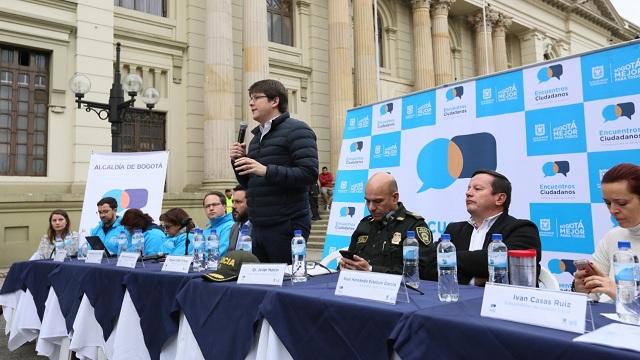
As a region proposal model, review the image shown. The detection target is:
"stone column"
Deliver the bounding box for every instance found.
[202,0,236,188]
[520,30,547,64]
[328,0,354,171]
[353,0,377,105]
[492,13,512,72]
[411,0,435,89]
[243,0,270,122]
[431,0,455,85]
[468,9,497,76]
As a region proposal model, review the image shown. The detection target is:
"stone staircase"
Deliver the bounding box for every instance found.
[308,206,330,251]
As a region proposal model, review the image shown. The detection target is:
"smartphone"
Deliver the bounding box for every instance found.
[573,259,594,274]
[339,250,356,260]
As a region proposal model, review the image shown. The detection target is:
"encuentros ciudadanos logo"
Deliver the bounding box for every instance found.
[339,206,356,217]
[102,188,149,213]
[537,64,563,82]
[445,86,464,101]
[379,102,394,115]
[416,132,497,192]
[602,102,635,122]
[349,141,364,152]
[542,161,570,177]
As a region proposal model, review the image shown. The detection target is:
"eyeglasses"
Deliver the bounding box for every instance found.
[96,210,112,215]
[249,95,268,102]
[204,202,223,209]
[161,223,178,231]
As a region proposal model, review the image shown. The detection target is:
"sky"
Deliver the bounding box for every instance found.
[610,0,640,28]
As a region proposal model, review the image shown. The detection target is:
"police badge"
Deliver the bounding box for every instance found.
[391,232,402,245]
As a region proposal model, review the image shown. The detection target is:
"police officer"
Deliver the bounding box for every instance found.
[340,172,433,276]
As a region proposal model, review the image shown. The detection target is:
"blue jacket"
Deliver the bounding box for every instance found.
[234,112,318,226]
[90,216,126,255]
[203,213,234,257]
[130,225,166,255]
[159,231,192,256]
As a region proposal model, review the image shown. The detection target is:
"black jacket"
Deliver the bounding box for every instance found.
[235,112,318,226]
[424,213,541,285]
[348,202,433,277]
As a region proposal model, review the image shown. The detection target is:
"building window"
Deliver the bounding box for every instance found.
[267,0,293,46]
[119,108,166,152]
[114,0,166,17]
[0,46,48,176]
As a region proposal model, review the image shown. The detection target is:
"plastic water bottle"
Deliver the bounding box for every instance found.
[291,229,307,283]
[64,234,73,253]
[77,229,88,260]
[192,229,205,271]
[206,230,220,270]
[117,231,128,256]
[132,229,145,255]
[487,233,509,284]
[239,225,252,253]
[54,237,64,256]
[613,241,639,324]
[437,234,459,302]
[403,230,420,288]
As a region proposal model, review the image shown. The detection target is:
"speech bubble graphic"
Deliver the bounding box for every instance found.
[537,64,563,82]
[602,102,635,122]
[416,132,496,192]
[445,86,464,101]
[416,138,455,192]
[339,206,356,217]
[349,141,364,152]
[548,258,577,275]
[450,133,497,178]
[379,102,394,115]
[102,188,149,212]
[542,160,570,177]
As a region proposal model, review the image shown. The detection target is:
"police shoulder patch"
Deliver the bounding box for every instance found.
[357,235,368,244]
[416,227,432,246]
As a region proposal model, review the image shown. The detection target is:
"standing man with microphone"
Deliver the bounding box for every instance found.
[230,79,318,263]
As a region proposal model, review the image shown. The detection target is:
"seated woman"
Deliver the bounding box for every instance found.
[159,208,195,256]
[573,163,640,300]
[120,209,166,255]
[32,209,72,260]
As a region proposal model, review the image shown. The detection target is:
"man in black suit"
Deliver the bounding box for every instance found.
[424,169,541,285]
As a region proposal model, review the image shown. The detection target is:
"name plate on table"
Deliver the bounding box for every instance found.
[116,252,140,269]
[335,270,402,304]
[53,250,67,262]
[85,250,105,264]
[161,256,193,273]
[481,283,588,333]
[238,264,287,286]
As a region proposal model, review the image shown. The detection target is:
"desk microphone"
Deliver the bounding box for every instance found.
[180,217,193,229]
[237,122,247,143]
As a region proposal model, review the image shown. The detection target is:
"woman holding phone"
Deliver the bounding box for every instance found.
[573,163,640,300]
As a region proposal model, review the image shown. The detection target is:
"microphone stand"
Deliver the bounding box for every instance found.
[184,226,191,256]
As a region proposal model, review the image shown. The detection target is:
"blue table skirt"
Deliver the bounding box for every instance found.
[1,260,199,360]
[176,273,485,360]
[390,297,640,360]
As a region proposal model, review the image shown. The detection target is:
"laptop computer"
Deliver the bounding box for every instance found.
[84,235,113,257]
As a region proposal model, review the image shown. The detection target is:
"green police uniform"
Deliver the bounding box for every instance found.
[347,202,433,276]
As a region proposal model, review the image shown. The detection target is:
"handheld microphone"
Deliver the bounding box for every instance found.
[237,122,248,143]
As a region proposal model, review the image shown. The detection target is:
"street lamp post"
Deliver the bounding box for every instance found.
[70,42,160,152]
